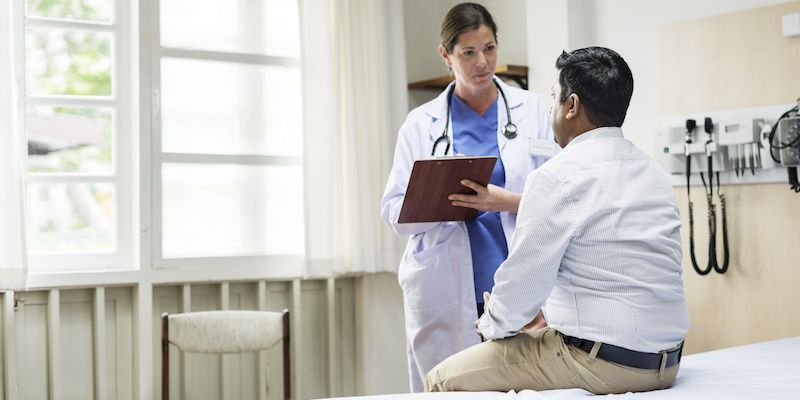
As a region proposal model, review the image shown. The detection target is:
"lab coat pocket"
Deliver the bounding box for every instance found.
[399,243,459,310]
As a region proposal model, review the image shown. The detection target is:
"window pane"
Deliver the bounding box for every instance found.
[27,106,113,173]
[26,0,113,23]
[26,28,112,96]
[162,164,304,258]
[160,0,300,57]
[161,58,302,156]
[27,183,115,254]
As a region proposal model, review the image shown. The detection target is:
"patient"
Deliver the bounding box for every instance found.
[425,47,689,394]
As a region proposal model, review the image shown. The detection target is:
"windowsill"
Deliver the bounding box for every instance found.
[25,258,306,290]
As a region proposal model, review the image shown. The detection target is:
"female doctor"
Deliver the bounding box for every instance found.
[380,2,555,392]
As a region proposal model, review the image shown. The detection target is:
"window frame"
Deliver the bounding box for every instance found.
[142,0,306,271]
[16,0,135,273]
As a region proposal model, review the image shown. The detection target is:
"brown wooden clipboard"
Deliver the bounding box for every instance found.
[398,156,497,223]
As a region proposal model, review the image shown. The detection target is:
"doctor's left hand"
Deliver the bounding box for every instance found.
[449,180,522,213]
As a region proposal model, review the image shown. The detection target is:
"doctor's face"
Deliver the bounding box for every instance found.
[440,24,497,93]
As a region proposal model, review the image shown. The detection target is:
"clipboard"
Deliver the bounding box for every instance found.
[398,156,497,223]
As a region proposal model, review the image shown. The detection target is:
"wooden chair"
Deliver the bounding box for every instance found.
[161,309,290,400]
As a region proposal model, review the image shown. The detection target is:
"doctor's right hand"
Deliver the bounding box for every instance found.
[449,180,522,214]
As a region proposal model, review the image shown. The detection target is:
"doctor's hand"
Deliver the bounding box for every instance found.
[449,180,522,214]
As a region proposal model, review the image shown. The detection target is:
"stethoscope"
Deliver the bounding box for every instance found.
[431,78,518,156]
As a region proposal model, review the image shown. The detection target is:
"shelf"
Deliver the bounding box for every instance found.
[407,64,528,91]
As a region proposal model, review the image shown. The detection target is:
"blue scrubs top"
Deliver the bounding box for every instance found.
[451,94,509,310]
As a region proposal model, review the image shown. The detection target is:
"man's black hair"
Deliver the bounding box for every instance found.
[555,47,634,127]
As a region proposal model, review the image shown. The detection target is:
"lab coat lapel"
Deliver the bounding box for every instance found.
[425,82,455,156]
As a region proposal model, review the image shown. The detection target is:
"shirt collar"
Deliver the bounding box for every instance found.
[566,126,624,148]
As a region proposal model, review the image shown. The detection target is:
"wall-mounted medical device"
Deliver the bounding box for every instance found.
[658,99,800,192]
[661,118,770,176]
[718,119,765,176]
[657,100,799,276]
[775,117,800,166]
[767,100,800,191]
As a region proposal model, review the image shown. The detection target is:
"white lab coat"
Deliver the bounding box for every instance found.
[380,78,555,392]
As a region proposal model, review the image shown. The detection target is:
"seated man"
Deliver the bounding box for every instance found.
[425,47,689,395]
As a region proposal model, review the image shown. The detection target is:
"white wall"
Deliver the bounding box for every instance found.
[526,0,792,158]
[525,0,595,97]
[404,0,529,108]
[355,273,407,395]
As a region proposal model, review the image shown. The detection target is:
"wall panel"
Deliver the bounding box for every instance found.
[658,1,800,354]
[4,278,355,399]
[107,287,134,400]
[659,1,800,114]
[0,293,4,398]
[16,291,48,400]
[60,290,95,399]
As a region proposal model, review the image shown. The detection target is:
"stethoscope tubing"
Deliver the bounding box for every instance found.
[431,78,517,156]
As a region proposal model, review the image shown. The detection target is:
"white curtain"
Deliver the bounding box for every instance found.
[0,2,28,290]
[301,0,408,276]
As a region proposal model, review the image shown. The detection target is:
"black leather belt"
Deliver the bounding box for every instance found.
[561,333,682,370]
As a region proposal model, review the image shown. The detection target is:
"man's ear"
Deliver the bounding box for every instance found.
[565,93,580,120]
[438,45,452,70]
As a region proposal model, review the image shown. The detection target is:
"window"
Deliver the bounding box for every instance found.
[148,0,305,267]
[19,0,133,272]
[14,0,305,273]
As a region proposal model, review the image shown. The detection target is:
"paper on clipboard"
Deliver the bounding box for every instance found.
[398,156,497,223]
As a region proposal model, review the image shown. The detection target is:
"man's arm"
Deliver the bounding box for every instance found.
[477,168,575,340]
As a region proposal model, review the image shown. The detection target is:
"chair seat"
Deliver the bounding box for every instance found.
[169,310,285,354]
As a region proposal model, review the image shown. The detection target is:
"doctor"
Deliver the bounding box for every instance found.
[380,2,555,392]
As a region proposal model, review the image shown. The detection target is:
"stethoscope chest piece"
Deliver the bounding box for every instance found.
[503,122,518,139]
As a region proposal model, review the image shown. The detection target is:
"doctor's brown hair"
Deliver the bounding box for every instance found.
[440,3,498,54]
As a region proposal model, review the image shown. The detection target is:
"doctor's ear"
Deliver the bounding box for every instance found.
[565,93,580,120]
[438,45,452,70]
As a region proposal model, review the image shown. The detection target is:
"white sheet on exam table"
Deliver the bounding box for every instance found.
[324,336,800,400]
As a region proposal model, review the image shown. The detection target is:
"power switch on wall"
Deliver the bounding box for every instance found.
[783,12,800,37]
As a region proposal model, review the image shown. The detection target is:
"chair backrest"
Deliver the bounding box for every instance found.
[161,309,290,400]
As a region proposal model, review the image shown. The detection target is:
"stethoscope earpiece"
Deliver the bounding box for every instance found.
[431,78,517,156]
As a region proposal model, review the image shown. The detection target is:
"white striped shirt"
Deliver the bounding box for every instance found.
[477,127,689,352]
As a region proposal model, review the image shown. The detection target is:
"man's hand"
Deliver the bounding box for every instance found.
[522,310,547,332]
[474,291,491,340]
[480,291,546,335]
[449,180,522,213]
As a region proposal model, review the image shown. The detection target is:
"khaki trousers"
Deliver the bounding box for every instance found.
[424,328,679,394]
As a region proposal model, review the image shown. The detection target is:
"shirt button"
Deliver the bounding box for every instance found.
[465,259,471,265]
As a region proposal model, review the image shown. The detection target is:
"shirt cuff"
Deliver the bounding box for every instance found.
[477,304,513,340]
